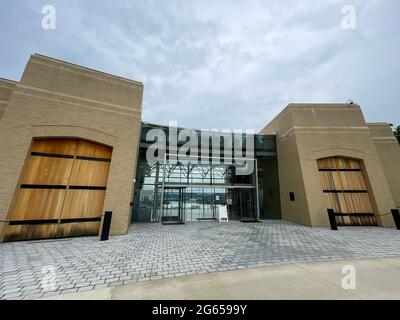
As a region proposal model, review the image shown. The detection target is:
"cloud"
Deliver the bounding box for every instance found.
[0,0,399,130]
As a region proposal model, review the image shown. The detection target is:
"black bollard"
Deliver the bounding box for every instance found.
[391,209,400,230]
[100,211,112,241]
[327,208,338,231]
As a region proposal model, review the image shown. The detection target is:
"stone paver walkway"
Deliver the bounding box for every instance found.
[1,220,400,300]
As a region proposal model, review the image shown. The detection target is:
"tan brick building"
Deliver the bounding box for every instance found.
[0,55,399,242]
[0,55,143,241]
[261,104,399,228]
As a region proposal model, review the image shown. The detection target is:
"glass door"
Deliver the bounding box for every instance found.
[227,189,257,221]
[161,187,186,224]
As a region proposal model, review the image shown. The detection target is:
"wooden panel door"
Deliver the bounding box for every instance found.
[5,139,112,241]
[317,157,376,226]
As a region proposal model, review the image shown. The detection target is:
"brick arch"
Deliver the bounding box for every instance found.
[312,148,365,162]
[31,125,117,148]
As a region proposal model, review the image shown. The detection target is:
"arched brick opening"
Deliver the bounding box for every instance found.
[5,138,113,241]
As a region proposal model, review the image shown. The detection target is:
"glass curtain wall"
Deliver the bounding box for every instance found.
[131,122,281,223]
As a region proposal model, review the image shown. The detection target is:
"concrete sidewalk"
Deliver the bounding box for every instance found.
[40,257,400,300]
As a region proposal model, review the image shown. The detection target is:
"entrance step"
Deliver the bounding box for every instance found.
[161,221,185,225]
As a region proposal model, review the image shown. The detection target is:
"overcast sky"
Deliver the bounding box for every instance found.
[0,0,399,131]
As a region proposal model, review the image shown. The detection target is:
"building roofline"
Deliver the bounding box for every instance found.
[141,121,275,137]
[0,77,19,85]
[141,120,232,133]
[286,102,361,107]
[32,54,143,87]
[366,122,391,126]
[260,102,362,134]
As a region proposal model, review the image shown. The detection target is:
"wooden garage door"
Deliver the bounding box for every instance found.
[317,157,377,226]
[4,139,112,241]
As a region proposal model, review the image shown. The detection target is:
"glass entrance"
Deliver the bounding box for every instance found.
[159,187,257,223]
[131,123,281,224]
[184,187,223,221]
[161,187,186,224]
[227,189,257,221]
